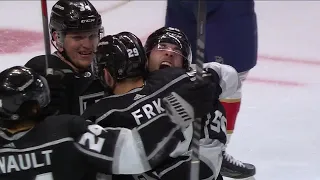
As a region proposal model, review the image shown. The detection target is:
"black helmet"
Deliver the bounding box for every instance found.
[50,0,102,34]
[0,66,50,128]
[49,0,103,72]
[96,32,147,88]
[144,27,192,70]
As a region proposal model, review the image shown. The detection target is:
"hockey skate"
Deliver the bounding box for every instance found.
[220,151,256,179]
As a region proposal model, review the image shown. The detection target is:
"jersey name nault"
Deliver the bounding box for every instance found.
[0,150,52,174]
[131,98,166,125]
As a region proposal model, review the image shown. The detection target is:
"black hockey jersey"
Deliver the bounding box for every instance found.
[82,67,227,180]
[25,53,105,115]
[0,114,185,180]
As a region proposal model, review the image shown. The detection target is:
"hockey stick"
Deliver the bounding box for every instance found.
[190,1,207,180]
[40,0,51,75]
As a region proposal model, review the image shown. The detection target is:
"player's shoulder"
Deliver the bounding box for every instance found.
[154,67,187,78]
[81,90,133,119]
[25,55,51,75]
[147,67,189,84]
[43,114,82,127]
[25,54,57,67]
[43,114,88,137]
[25,54,72,75]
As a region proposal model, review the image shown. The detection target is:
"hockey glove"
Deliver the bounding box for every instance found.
[45,70,68,114]
[162,80,216,129]
[204,68,222,97]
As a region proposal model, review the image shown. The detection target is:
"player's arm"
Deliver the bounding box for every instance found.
[80,103,101,122]
[25,55,72,114]
[25,55,47,76]
[161,80,227,179]
[200,105,228,179]
[76,79,217,174]
[71,116,187,175]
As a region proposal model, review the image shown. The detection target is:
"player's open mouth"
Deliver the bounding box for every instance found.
[159,61,172,69]
[79,51,92,56]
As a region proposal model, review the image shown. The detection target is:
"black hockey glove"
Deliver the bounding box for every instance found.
[45,70,68,114]
[204,68,222,97]
[204,68,220,83]
[162,80,216,129]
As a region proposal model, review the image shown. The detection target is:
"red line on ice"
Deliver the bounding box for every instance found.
[258,54,320,66]
[246,77,305,87]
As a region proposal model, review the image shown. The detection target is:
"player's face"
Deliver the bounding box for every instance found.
[63,30,99,69]
[148,43,184,72]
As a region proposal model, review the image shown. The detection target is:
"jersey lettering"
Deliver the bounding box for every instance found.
[131,98,165,125]
[0,150,52,174]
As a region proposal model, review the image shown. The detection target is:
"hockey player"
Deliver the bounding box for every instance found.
[82,31,240,180]
[0,66,197,180]
[165,1,258,176]
[25,0,105,116]
[144,26,248,180]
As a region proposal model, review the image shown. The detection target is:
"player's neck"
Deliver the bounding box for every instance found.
[113,77,144,95]
[56,52,80,72]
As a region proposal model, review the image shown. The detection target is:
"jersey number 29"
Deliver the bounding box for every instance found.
[127,48,139,58]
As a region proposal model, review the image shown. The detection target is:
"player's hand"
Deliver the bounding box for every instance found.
[162,92,193,130]
[203,62,221,81]
[162,80,217,129]
[45,69,67,114]
[204,68,222,97]
[177,79,217,118]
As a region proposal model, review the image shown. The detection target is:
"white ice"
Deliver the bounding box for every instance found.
[0,1,319,180]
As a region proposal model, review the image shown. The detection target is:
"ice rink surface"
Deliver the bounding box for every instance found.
[0,1,319,179]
